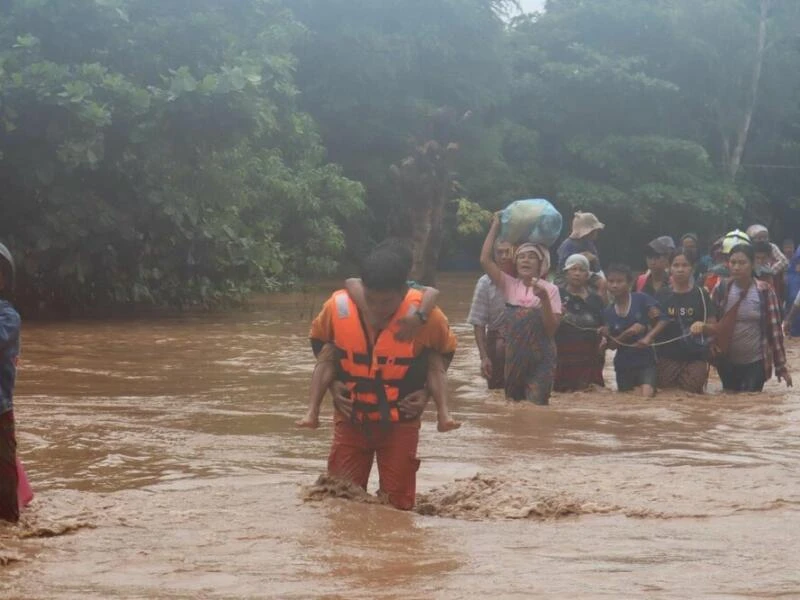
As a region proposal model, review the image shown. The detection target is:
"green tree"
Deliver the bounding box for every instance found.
[0,0,363,311]
[505,0,800,257]
[284,0,514,276]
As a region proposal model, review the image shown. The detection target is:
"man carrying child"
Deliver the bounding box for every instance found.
[306,245,457,510]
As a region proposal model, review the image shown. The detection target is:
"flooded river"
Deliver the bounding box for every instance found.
[1,273,799,598]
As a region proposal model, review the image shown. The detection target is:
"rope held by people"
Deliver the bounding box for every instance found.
[560,318,696,348]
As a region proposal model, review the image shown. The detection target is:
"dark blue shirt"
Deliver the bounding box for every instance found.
[0,301,20,415]
[556,237,600,270]
[604,292,662,370]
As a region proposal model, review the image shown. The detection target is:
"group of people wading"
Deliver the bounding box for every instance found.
[471,213,794,402]
[299,214,798,511]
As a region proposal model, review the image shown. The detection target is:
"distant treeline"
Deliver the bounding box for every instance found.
[1,0,798,311]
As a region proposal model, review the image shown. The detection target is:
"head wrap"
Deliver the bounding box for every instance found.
[680,233,698,244]
[515,243,550,278]
[563,253,590,272]
[746,224,768,239]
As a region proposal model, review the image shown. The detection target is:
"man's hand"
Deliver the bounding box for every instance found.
[397,389,430,420]
[480,357,493,380]
[329,381,353,419]
[690,321,706,336]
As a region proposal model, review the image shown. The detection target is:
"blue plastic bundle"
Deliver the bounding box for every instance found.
[499,199,562,247]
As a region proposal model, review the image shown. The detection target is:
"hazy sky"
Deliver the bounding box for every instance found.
[518,0,546,12]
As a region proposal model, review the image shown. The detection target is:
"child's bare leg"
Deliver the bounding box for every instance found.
[640,384,655,398]
[427,353,461,432]
[297,344,336,428]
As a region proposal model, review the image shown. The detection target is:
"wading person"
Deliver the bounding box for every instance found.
[556,211,606,295]
[480,214,562,405]
[786,246,800,336]
[636,236,675,296]
[601,264,667,398]
[753,241,785,307]
[0,243,21,522]
[467,240,514,389]
[782,239,795,265]
[299,240,458,432]
[554,254,605,392]
[746,225,789,277]
[704,230,749,293]
[655,252,715,393]
[680,233,712,280]
[693,244,792,392]
[307,246,457,510]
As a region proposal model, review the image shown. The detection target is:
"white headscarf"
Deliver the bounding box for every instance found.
[514,243,550,278]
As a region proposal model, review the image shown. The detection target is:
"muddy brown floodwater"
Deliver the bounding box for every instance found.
[1,273,799,599]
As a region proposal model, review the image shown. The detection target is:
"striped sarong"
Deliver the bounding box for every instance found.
[503,305,556,405]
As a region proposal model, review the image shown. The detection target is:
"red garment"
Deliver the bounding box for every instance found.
[0,410,18,523]
[704,272,721,294]
[327,419,421,510]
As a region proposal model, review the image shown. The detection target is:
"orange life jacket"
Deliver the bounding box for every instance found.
[331,288,422,425]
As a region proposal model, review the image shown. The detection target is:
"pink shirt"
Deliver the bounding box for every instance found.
[500,273,562,313]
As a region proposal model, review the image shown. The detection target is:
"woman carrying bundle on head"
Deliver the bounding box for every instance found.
[480,213,562,405]
[655,251,715,393]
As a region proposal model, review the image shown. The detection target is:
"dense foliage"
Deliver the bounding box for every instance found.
[0,0,363,311]
[1,0,799,309]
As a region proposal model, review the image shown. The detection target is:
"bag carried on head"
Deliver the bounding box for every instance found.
[499,199,563,247]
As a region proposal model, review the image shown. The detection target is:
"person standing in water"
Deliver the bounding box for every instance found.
[556,211,606,295]
[554,254,605,392]
[480,214,562,405]
[601,264,668,398]
[307,246,457,510]
[655,251,715,393]
[636,236,675,296]
[746,225,789,277]
[694,244,792,392]
[781,239,795,266]
[467,239,514,389]
[680,233,712,281]
[298,239,459,433]
[0,243,21,522]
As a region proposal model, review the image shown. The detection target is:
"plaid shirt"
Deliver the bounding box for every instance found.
[467,274,506,332]
[769,242,789,274]
[711,278,787,379]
